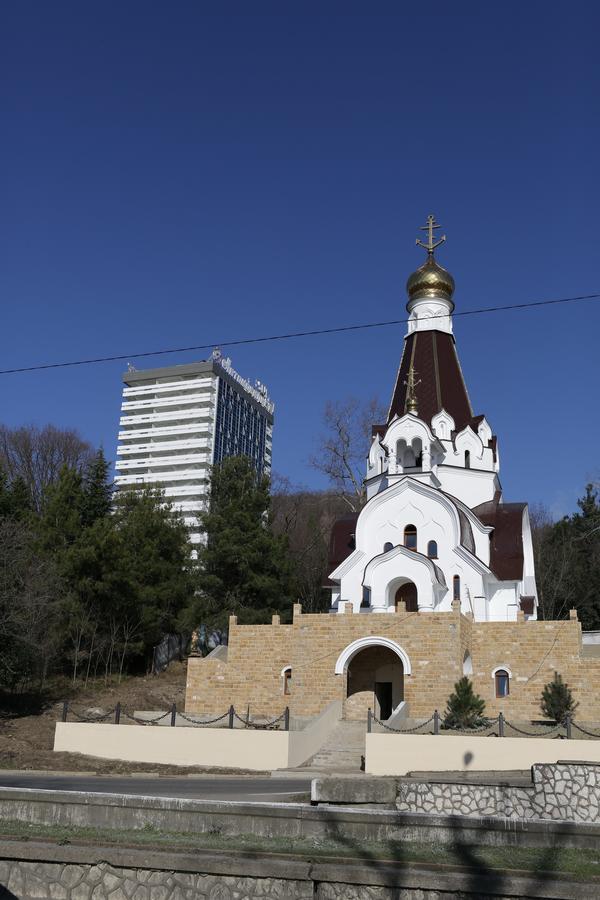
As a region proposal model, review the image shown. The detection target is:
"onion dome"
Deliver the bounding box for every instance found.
[406,254,455,305]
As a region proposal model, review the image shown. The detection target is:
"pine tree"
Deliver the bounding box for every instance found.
[541,672,578,723]
[443,676,487,729]
[82,448,112,526]
[189,456,295,637]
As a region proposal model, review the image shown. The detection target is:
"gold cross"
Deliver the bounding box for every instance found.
[416,214,446,254]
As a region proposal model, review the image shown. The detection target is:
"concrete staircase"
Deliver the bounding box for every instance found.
[307,719,366,771]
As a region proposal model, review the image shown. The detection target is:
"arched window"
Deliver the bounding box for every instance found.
[453,575,461,602]
[494,669,510,698]
[404,525,417,551]
[282,667,292,696]
[427,540,438,558]
[464,450,471,469]
[383,542,393,553]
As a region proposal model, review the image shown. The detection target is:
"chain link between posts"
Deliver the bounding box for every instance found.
[372,714,436,734]
[233,710,287,729]
[120,709,172,725]
[570,721,600,738]
[504,720,563,737]
[177,711,230,726]
[68,708,117,723]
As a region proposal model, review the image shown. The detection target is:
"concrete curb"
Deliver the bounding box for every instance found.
[1,786,600,850]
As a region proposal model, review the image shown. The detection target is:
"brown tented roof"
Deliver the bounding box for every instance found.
[387,330,473,430]
[472,500,526,581]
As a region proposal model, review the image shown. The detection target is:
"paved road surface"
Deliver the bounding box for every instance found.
[0,772,311,802]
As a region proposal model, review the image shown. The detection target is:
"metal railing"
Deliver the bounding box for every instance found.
[60,702,290,731]
[366,708,600,740]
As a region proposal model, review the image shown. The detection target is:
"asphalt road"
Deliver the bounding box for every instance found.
[0,772,312,802]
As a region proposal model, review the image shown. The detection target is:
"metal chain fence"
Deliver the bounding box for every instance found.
[59,702,290,730]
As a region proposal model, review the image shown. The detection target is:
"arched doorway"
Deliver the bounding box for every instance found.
[394,580,418,612]
[345,646,404,721]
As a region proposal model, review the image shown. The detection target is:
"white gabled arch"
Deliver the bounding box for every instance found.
[334,636,412,676]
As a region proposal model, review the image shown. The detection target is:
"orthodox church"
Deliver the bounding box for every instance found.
[328,215,537,623]
[186,218,598,725]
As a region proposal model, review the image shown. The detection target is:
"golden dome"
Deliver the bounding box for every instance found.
[406,253,455,305]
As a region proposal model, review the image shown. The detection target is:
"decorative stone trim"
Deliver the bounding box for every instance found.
[334,637,412,675]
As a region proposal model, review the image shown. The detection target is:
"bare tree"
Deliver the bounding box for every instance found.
[271,477,348,612]
[0,423,94,512]
[529,503,573,621]
[0,518,63,689]
[310,396,386,511]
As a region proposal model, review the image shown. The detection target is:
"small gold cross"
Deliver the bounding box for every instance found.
[416,214,446,254]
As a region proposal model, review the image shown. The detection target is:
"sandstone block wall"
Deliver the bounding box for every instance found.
[185,604,600,722]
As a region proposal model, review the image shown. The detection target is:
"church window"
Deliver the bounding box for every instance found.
[384,542,393,553]
[283,667,292,695]
[464,450,471,469]
[453,575,460,602]
[361,587,371,608]
[495,669,510,698]
[404,525,417,550]
[427,540,438,558]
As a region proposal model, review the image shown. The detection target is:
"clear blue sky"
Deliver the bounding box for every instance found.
[2,2,599,517]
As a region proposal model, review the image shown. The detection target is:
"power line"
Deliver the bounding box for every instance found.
[1,291,599,376]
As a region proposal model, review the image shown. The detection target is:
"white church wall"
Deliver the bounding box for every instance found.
[436,466,498,509]
[487,583,520,621]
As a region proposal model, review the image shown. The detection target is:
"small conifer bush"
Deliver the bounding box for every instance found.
[540,672,578,724]
[443,676,487,729]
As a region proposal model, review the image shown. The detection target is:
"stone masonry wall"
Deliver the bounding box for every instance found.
[0,848,584,900]
[395,762,600,823]
[185,603,600,722]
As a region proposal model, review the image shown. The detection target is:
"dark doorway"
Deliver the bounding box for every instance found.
[395,581,418,612]
[375,682,393,719]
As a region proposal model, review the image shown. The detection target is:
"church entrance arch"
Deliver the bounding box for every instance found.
[390,578,418,612]
[336,638,410,722]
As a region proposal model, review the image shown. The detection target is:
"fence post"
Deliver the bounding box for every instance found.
[228,705,234,729]
[498,711,505,737]
[284,707,290,732]
[115,702,121,725]
[433,710,440,735]
[367,708,372,734]
[170,703,177,727]
[61,701,69,723]
[246,704,250,728]
[565,714,572,739]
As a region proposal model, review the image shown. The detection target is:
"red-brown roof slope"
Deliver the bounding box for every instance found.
[387,331,473,430]
[472,500,526,581]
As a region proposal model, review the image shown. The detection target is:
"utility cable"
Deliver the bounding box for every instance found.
[1,291,599,376]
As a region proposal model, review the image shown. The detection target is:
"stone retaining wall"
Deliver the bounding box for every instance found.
[396,762,600,822]
[0,840,594,900]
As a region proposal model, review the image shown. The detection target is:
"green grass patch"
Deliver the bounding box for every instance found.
[0,818,599,881]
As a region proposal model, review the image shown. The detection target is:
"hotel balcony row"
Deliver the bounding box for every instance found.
[115,453,211,471]
[117,422,213,442]
[119,408,214,427]
[116,438,212,456]
[114,471,209,486]
[122,377,214,399]
[121,392,214,413]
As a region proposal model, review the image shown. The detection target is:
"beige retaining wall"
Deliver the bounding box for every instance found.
[366,732,600,776]
[54,709,342,770]
[54,722,289,771]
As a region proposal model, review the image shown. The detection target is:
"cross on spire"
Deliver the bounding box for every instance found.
[416,214,446,255]
[404,365,421,415]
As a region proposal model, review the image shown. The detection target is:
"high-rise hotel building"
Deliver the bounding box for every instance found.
[114,350,274,545]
